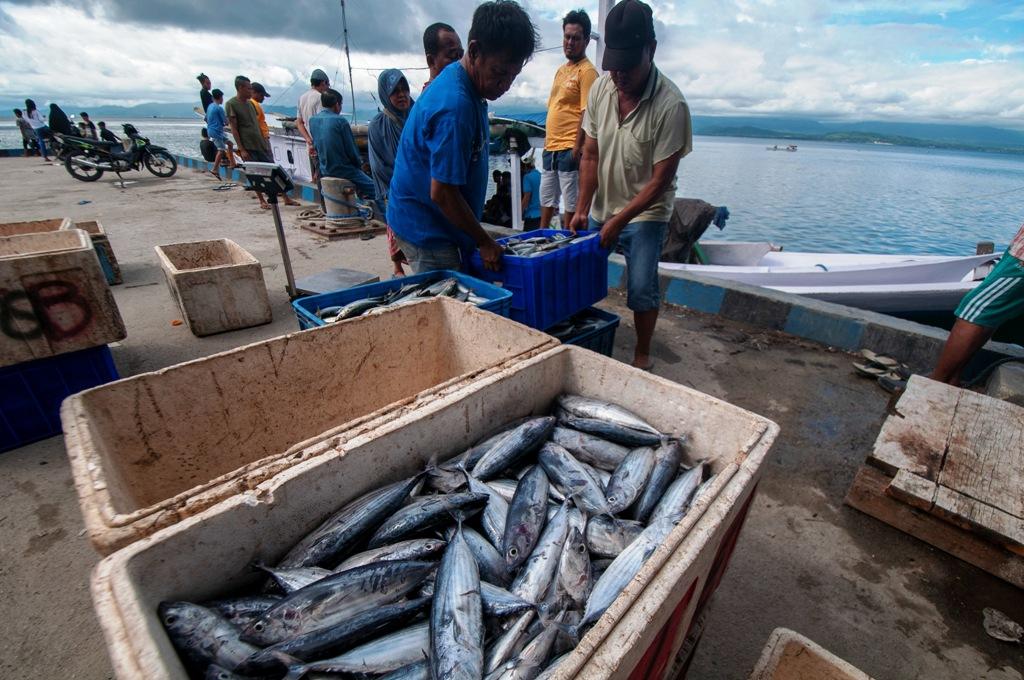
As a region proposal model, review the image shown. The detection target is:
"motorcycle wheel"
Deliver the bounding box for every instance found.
[144,150,177,177]
[65,151,104,182]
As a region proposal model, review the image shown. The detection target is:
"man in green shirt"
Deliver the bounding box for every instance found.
[227,75,274,210]
[570,0,692,371]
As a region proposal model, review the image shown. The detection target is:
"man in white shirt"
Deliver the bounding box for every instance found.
[295,68,331,184]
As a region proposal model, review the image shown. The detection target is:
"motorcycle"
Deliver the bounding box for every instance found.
[61,123,177,183]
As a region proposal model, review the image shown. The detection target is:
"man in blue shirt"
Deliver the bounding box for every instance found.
[205,89,235,181]
[308,89,376,199]
[387,1,538,273]
[520,155,542,229]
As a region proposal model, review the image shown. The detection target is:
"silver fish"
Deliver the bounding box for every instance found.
[380,660,431,680]
[205,665,248,680]
[512,501,570,604]
[460,525,511,587]
[472,416,556,481]
[485,611,536,675]
[255,564,331,594]
[487,478,520,503]
[159,602,260,673]
[605,446,656,514]
[534,653,569,680]
[241,560,435,646]
[335,537,447,573]
[631,439,684,524]
[579,518,677,630]
[368,492,488,548]
[428,419,537,492]
[550,427,631,472]
[650,464,705,524]
[240,597,430,674]
[337,296,386,320]
[585,515,644,558]
[205,595,280,630]
[432,524,485,680]
[481,581,535,618]
[282,622,430,678]
[556,410,663,447]
[503,465,550,571]
[556,395,661,437]
[558,527,591,608]
[487,613,563,680]
[466,469,510,550]
[537,443,610,516]
[279,475,422,568]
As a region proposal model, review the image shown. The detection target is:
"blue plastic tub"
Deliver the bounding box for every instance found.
[0,344,119,453]
[292,269,513,330]
[469,229,610,330]
[549,307,620,357]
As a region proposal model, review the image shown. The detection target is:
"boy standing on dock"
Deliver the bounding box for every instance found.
[226,75,274,210]
[388,0,538,273]
[249,82,300,206]
[932,223,1024,385]
[541,9,598,229]
[205,89,234,181]
[570,0,692,371]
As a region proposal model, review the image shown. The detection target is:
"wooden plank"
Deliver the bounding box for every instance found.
[844,465,1024,589]
[868,376,958,479]
[886,469,937,512]
[930,485,1024,548]
[939,389,1024,520]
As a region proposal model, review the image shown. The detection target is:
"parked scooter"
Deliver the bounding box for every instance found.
[61,123,177,184]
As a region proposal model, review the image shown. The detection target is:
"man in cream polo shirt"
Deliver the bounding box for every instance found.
[571,0,692,371]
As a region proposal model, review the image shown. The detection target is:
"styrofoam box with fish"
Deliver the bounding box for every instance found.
[91,344,778,680]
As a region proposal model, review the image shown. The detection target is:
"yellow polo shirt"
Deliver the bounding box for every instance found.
[251,100,270,139]
[545,58,599,151]
[583,67,692,224]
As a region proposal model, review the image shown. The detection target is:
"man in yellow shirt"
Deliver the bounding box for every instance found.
[540,9,598,229]
[249,81,300,206]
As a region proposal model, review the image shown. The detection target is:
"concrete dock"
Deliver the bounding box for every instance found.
[0,157,1021,679]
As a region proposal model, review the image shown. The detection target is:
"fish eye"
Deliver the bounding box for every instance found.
[509,548,518,557]
[253,622,265,631]
[164,615,177,625]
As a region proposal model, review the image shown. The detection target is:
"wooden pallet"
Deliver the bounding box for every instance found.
[845,376,1024,588]
[298,218,387,241]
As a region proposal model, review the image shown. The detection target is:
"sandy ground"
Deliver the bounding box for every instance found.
[0,157,1022,679]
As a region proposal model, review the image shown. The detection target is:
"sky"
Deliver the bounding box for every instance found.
[1,0,1023,128]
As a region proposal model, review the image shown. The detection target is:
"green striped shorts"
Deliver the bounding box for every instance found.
[955,250,1024,328]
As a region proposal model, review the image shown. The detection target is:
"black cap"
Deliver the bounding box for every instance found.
[251,82,270,97]
[602,0,655,71]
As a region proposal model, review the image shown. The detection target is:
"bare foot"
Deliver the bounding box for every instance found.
[284,198,300,206]
[631,354,655,371]
[259,203,271,210]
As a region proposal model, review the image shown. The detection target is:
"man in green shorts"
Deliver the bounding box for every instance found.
[931,223,1024,385]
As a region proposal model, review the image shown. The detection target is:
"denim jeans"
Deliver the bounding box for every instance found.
[34,126,50,158]
[589,217,667,312]
[394,236,462,274]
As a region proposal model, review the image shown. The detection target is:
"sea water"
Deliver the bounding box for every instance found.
[2,120,1022,256]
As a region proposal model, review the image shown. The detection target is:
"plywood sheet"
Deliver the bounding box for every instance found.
[868,376,957,478]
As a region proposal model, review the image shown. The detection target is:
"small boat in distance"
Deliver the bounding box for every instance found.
[766,144,798,152]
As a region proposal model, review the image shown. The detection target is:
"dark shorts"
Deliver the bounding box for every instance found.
[542,149,577,173]
[248,149,274,163]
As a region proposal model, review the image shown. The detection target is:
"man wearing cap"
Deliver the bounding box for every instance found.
[296,68,331,188]
[250,82,300,206]
[570,0,692,371]
[540,9,598,229]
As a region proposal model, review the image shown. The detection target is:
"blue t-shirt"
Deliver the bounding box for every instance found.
[206,103,227,139]
[522,168,541,219]
[387,62,489,251]
[308,110,365,181]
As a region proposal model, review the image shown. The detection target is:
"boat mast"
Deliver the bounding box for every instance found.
[340,0,357,122]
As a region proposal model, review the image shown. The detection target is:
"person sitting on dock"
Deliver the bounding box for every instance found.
[368,69,414,277]
[79,112,97,139]
[570,0,692,371]
[98,121,119,144]
[422,22,464,90]
[205,89,234,181]
[308,88,376,200]
[931,222,1024,386]
[249,81,300,206]
[199,127,217,163]
[540,8,598,229]
[226,75,276,209]
[521,153,542,229]
[388,0,538,273]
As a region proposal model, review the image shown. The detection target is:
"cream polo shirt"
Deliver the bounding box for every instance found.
[583,66,692,224]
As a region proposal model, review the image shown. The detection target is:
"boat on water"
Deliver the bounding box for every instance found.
[660,241,997,314]
[766,144,798,152]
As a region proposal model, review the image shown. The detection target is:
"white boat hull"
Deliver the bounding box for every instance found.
[769,281,977,313]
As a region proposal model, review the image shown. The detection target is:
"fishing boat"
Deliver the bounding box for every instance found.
[659,241,997,314]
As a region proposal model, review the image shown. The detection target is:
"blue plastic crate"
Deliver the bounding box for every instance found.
[469,229,610,330]
[292,269,513,329]
[0,345,119,453]
[549,307,620,357]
